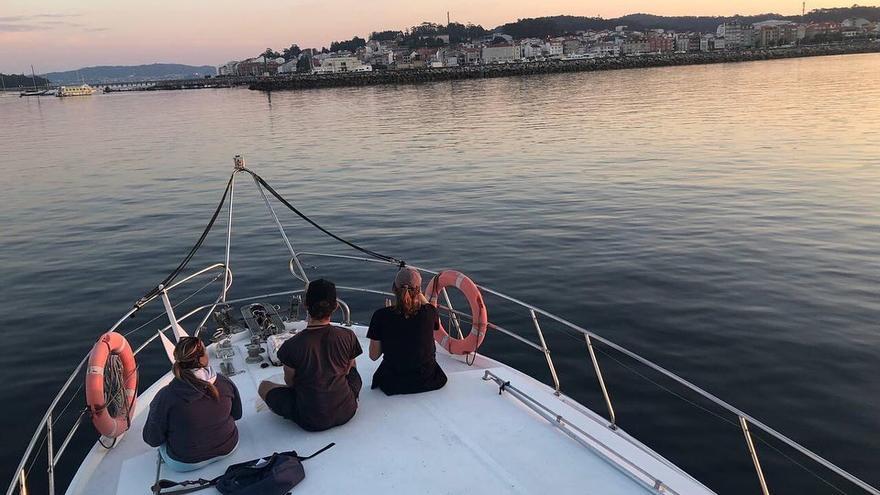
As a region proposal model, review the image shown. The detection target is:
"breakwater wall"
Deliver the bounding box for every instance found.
[250,43,880,91]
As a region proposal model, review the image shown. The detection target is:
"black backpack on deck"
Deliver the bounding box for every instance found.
[152,443,335,495]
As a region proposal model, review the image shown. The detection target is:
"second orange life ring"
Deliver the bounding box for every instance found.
[424,270,488,355]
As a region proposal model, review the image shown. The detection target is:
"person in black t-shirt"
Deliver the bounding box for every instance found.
[367,267,447,396]
[258,279,363,431]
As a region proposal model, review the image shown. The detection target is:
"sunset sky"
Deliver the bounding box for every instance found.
[0,0,859,73]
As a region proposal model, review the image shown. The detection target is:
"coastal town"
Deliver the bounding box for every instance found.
[218,16,880,77]
[4,9,878,94]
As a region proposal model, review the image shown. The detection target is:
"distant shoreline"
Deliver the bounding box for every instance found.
[250,43,880,92]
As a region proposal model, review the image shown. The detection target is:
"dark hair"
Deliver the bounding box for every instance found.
[394,285,422,318]
[172,337,219,400]
[305,279,337,320]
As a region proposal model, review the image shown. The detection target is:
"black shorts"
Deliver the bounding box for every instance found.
[264,370,362,431]
[264,386,300,422]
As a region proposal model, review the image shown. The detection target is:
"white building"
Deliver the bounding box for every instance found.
[699,35,730,51]
[218,61,238,76]
[841,17,871,29]
[490,33,514,43]
[716,23,755,49]
[520,40,544,59]
[752,20,794,30]
[367,51,394,67]
[278,59,299,74]
[620,40,649,55]
[365,42,395,67]
[481,44,519,63]
[545,41,564,57]
[314,56,372,74]
[589,42,619,57]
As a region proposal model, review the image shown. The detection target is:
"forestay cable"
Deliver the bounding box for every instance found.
[243,169,404,266]
[136,175,235,307]
[133,168,403,316]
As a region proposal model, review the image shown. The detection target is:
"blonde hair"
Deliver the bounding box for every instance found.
[393,286,422,318]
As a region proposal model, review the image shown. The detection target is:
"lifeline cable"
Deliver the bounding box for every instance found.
[136,174,235,308]
[243,168,404,266]
[590,342,849,494]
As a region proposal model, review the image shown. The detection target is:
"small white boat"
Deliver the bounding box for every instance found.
[55,84,96,97]
[19,89,51,97]
[6,156,879,495]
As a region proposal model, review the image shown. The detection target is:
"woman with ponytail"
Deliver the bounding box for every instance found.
[367,267,447,395]
[144,336,242,472]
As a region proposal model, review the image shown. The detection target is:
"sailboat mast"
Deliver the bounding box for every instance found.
[30,65,37,90]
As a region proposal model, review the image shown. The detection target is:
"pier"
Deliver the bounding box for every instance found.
[39,43,880,95]
[101,75,258,92]
[250,43,880,92]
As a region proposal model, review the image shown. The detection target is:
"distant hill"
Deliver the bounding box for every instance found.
[1,73,51,89]
[494,6,880,37]
[43,63,216,84]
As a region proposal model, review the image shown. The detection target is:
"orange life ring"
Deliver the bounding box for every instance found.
[85,332,138,438]
[424,270,488,355]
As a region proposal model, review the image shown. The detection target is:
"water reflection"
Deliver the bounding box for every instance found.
[0,53,878,493]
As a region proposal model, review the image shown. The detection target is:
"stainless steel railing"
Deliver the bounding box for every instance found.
[8,167,879,495]
[8,252,879,495]
[5,263,232,495]
[289,250,880,495]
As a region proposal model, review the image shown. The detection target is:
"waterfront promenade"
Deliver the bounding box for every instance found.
[250,42,880,91]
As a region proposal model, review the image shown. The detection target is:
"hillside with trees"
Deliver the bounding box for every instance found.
[495,6,880,37]
[367,22,490,48]
[256,5,879,65]
[330,37,367,53]
[44,64,215,84]
[1,73,50,88]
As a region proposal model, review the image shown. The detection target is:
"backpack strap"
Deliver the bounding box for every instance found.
[151,476,221,495]
[297,442,335,461]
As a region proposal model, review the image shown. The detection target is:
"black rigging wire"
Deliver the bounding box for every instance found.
[24,167,856,493]
[243,169,404,266]
[133,168,404,315]
[136,174,234,307]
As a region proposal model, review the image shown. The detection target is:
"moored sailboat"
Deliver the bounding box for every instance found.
[19,65,51,97]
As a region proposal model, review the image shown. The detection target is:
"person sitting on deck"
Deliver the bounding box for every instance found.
[258,279,363,431]
[367,267,448,395]
[143,336,242,472]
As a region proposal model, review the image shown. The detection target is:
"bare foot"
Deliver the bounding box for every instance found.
[258,380,286,400]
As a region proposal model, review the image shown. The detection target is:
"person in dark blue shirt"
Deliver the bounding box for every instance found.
[143,336,241,472]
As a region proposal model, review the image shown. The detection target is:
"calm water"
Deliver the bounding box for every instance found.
[1,53,878,494]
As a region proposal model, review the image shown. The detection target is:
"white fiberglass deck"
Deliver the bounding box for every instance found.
[66,324,715,495]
